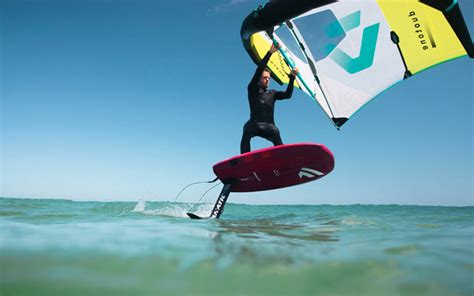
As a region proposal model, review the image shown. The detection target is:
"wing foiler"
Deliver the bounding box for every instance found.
[241,0,473,129]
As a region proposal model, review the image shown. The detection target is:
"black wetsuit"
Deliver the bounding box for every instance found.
[240,51,296,154]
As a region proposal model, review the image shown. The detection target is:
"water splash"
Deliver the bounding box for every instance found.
[131,199,214,219]
[132,199,146,212]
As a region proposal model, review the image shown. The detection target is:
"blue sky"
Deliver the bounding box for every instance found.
[1,0,472,206]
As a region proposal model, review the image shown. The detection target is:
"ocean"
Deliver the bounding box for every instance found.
[0,197,472,295]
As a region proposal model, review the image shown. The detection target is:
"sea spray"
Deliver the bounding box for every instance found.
[132,199,214,218]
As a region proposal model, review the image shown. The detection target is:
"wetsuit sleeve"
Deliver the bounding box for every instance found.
[248,51,273,91]
[274,74,296,100]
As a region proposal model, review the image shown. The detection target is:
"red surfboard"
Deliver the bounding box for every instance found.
[212,143,334,192]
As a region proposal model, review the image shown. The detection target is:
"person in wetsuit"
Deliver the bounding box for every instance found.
[240,43,299,154]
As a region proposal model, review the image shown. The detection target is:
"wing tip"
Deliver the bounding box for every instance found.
[333,117,348,129]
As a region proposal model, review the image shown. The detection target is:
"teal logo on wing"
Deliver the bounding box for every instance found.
[330,22,380,74]
[295,10,379,74]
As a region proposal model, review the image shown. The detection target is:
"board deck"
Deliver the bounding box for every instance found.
[213,143,334,192]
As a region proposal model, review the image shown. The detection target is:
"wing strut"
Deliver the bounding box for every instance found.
[284,21,342,129]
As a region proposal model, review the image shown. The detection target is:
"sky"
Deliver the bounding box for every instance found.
[1,0,473,206]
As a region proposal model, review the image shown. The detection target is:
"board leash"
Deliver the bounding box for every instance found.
[187,181,223,212]
[173,177,219,202]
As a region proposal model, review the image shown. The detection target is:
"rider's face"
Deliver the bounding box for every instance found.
[259,71,271,88]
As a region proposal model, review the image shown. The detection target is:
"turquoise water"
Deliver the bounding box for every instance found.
[1,197,472,295]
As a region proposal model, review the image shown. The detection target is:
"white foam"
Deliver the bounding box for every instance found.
[131,200,214,219]
[132,199,146,212]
